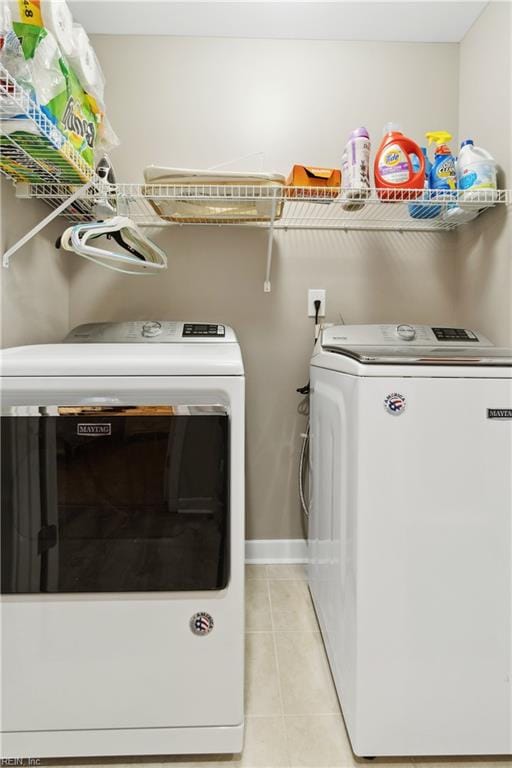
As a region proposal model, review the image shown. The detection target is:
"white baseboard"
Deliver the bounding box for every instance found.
[245,539,308,564]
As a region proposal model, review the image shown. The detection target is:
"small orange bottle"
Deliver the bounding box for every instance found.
[374,123,425,201]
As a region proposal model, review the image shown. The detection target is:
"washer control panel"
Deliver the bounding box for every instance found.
[322,324,492,350]
[432,327,479,342]
[183,323,225,337]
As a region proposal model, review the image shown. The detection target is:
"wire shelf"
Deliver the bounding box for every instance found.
[0,63,97,187]
[22,183,512,232]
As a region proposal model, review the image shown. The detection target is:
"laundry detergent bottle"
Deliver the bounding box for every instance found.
[374,122,424,201]
[425,131,457,201]
[457,139,497,207]
[408,147,441,219]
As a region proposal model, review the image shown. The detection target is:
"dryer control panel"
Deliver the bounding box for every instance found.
[65,321,236,343]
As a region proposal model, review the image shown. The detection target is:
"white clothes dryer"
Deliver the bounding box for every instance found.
[309,323,512,757]
[0,321,244,758]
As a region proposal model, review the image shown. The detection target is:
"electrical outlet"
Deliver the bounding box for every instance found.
[308,289,326,318]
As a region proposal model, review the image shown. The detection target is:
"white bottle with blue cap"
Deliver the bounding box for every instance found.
[457,139,497,208]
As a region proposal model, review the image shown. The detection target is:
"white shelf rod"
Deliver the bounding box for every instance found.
[2,181,95,268]
[264,197,278,292]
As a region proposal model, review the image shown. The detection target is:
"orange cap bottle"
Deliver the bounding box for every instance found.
[374,123,425,201]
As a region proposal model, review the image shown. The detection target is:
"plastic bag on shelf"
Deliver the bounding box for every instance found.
[9,0,74,57]
[26,25,65,106]
[0,0,11,38]
[96,113,119,157]
[1,23,65,111]
[2,1,23,110]
[47,56,100,166]
[68,24,105,110]
[65,24,115,162]
[1,5,118,183]
[1,23,99,183]
[1,30,36,117]
[2,22,100,162]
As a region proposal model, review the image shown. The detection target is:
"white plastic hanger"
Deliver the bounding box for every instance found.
[58,157,168,275]
[60,216,168,275]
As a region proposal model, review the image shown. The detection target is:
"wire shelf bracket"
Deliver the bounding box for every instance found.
[2,180,95,267]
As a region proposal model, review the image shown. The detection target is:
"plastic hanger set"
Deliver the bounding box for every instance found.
[57,158,167,275]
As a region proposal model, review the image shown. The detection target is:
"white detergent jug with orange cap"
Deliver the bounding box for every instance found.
[374,123,424,201]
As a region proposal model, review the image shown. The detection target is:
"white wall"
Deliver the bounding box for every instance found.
[457,1,512,345]
[1,179,71,348]
[69,35,460,540]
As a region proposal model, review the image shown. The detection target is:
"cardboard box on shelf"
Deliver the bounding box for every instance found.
[286,165,341,198]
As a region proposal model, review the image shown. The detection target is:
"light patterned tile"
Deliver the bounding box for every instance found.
[285,714,354,767]
[245,633,282,716]
[357,758,415,767]
[412,761,512,768]
[269,580,318,632]
[245,579,272,631]
[116,719,288,767]
[245,565,269,580]
[238,716,289,767]
[163,757,241,767]
[276,632,339,715]
[266,564,307,581]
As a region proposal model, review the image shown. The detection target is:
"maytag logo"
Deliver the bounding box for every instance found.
[77,423,112,436]
[487,409,512,420]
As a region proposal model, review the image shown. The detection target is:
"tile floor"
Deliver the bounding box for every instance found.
[46,565,512,768]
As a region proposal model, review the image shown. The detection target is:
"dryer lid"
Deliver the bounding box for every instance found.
[1,322,244,377]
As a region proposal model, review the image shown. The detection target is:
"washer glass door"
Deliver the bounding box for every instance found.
[1,405,229,593]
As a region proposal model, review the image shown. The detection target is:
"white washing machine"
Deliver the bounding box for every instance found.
[309,323,512,757]
[0,321,244,759]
